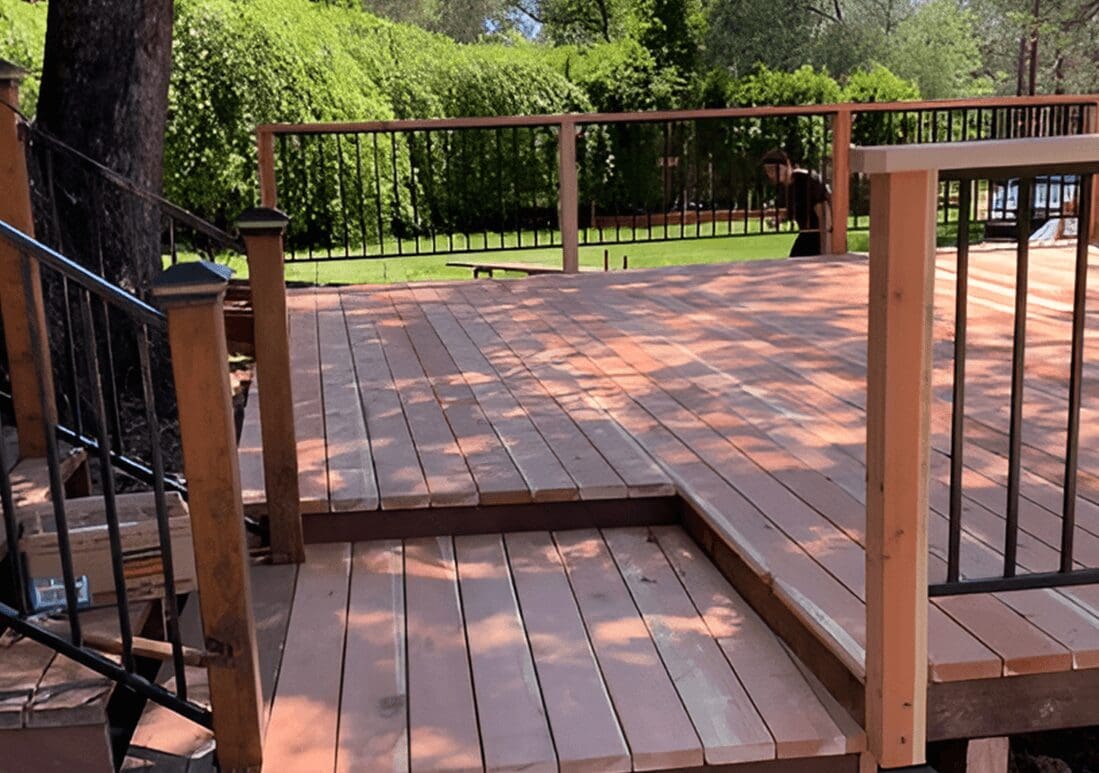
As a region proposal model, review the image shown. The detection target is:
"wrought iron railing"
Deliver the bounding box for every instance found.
[848,101,1094,234]
[929,161,1097,596]
[257,96,1099,265]
[0,219,209,728]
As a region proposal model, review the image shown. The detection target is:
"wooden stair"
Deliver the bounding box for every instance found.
[258,526,866,772]
[121,562,297,772]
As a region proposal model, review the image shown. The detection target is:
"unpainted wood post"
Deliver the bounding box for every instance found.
[865,169,936,768]
[0,59,55,457]
[830,108,853,255]
[558,117,580,274]
[236,208,303,565]
[257,128,277,209]
[153,262,264,773]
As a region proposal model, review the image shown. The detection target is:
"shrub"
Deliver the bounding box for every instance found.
[0,0,46,115]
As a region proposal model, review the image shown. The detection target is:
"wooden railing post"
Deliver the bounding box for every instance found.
[863,168,936,768]
[558,117,580,274]
[236,208,303,565]
[0,59,55,457]
[153,262,264,773]
[257,127,277,209]
[830,108,853,255]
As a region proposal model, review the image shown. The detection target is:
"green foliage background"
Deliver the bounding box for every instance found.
[0,0,927,244]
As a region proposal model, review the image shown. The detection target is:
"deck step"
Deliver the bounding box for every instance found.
[0,604,154,773]
[121,561,297,771]
[262,526,865,772]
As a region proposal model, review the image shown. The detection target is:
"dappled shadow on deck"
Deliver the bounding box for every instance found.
[240,245,1099,696]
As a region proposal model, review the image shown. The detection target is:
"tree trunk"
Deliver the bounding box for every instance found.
[29,2,178,472]
[34,0,174,295]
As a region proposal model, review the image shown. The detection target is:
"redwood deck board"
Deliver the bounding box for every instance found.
[395,289,532,506]
[454,285,631,501]
[318,302,379,512]
[264,542,350,771]
[336,541,407,773]
[404,536,482,773]
[554,528,704,770]
[603,527,775,765]
[504,531,632,773]
[342,293,432,510]
[288,292,330,513]
[413,286,579,503]
[454,534,557,772]
[243,245,1099,694]
[262,528,862,771]
[374,295,479,507]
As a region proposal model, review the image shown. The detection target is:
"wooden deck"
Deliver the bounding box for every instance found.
[262,527,864,772]
[240,244,1099,739]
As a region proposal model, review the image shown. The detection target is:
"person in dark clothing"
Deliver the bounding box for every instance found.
[761,149,832,257]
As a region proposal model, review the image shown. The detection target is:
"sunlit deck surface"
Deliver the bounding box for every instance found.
[241,244,1099,742]
[261,529,864,771]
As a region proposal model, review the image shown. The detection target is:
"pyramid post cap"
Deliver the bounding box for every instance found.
[235,207,290,234]
[153,261,234,305]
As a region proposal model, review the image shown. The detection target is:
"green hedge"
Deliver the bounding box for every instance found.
[0,0,46,114]
[0,1,924,251]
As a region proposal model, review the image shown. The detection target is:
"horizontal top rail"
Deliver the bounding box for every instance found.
[23,125,245,255]
[0,219,166,326]
[259,94,1099,135]
[851,134,1099,174]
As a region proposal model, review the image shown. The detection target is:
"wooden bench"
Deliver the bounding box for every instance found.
[446,260,603,278]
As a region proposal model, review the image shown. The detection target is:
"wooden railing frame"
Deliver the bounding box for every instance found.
[153,262,265,773]
[0,59,56,457]
[255,93,1099,264]
[236,207,304,563]
[852,134,1099,769]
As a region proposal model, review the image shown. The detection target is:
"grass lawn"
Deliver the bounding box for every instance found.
[216,231,800,285]
[183,218,978,286]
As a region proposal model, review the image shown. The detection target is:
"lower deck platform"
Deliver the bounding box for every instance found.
[263,527,864,772]
[239,245,1099,743]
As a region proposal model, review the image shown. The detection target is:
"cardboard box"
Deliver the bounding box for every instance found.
[20,491,196,607]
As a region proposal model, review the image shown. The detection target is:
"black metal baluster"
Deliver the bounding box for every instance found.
[529,129,539,248]
[1004,177,1032,578]
[302,134,315,261]
[78,291,135,671]
[662,122,671,241]
[371,132,386,256]
[510,127,521,249]
[334,134,351,259]
[20,258,82,643]
[390,132,403,256]
[0,410,25,613]
[409,131,422,255]
[317,137,333,260]
[425,130,439,254]
[279,134,296,261]
[948,179,972,584]
[353,134,369,257]
[60,277,84,437]
[495,128,506,250]
[137,324,187,698]
[168,219,178,266]
[1060,174,1092,573]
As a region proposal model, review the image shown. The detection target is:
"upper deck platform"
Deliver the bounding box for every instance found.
[239,244,1099,740]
